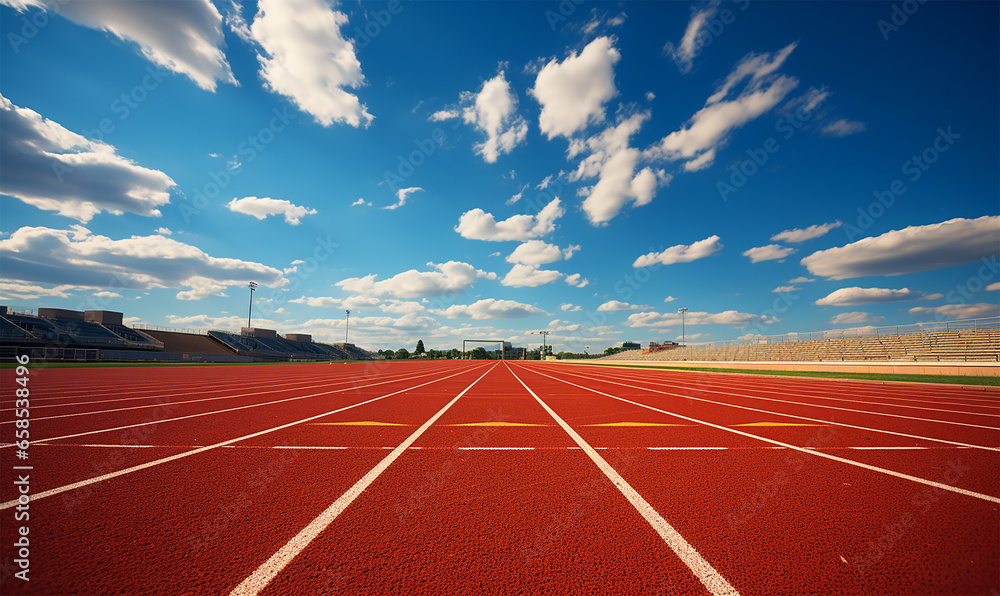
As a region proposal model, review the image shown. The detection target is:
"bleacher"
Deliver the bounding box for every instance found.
[601,318,1000,363]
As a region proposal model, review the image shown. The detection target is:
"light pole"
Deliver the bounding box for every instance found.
[345,309,350,344]
[678,307,688,346]
[247,281,257,330]
[535,330,551,359]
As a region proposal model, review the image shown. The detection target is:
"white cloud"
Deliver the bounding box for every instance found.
[743,244,796,263]
[801,216,1000,280]
[429,109,460,121]
[7,0,236,91]
[663,296,677,302]
[506,184,529,206]
[289,295,381,309]
[537,174,555,190]
[772,285,800,293]
[505,240,578,266]
[771,221,842,243]
[663,1,719,73]
[815,287,926,306]
[250,0,373,127]
[501,264,563,288]
[446,71,529,163]
[634,235,723,267]
[564,273,589,288]
[383,186,423,210]
[625,310,779,328]
[530,36,620,139]
[378,300,426,315]
[0,94,175,222]
[455,198,563,241]
[0,280,73,300]
[351,198,371,207]
[0,225,285,300]
[432,298,545,320]
[830,312,884,325]
[92,291,122,298]
[788,276,815,284]
[155,227,172,236]
[560,302,582,312]
[645,43,798,171]
[909,303,1000,320]
[822,119,866,137]
[987,282,1000,292]
[226,196,317,225]
[597,300,650,311]
[337,261,495,299]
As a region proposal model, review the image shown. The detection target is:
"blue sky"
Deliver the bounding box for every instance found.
[1,0,997,352]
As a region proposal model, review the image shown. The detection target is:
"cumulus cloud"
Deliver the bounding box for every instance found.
[6,0,236,91]
[821,119,866,137]
[772,285,800,293]
[0,94,175,222]
[830,312,884,326]
[663,296,677,302]
[435,71,528,163]
[815,287,927,306]
[801,216,1000,280]
[909,303,1000,320]
[987,282,1000,292]
[501,264,563,287]
[455,198,563,241]
[530,36,620,139]
[771,221,842,243]
[155,227,172,236]
[250,0,373,127]
[506,240,578,265]
[0,225,285,300]
[289,295,382,309]
[597,300,650,311]
[432,298,545,320]
[645,43,798,171]
[663,1,719,73]
[633,235,723,267]
[743,244,796,263]
[788,276,815,284]
[351,198,371,207]
[560,302,582,312]
[0,280,73,300]
[564,273,589,288]
[226,196,317,225]
[383,186,423,210]
[337,261,495,299]
[625,309,779,328]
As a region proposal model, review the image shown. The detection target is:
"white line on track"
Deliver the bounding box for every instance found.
[0,365,465,447]
[545,366,1000,452]
[456,446,534,450]
[519,364,1000,505]
[228,363,498,596]
[0,363,489,510]
[506,363,740,596]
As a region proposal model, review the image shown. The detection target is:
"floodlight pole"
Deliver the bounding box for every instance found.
[345,310,350,343]
[247,281,258,330]
[678,307,688,346]
[536,330,550,359]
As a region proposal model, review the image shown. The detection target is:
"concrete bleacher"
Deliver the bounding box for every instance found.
[601,319,1000,364]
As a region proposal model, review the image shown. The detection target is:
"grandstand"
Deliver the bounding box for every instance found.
[0,306,374,363]
[600,318,999,364]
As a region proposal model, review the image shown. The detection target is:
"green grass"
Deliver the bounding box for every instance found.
[568,362,1000,386]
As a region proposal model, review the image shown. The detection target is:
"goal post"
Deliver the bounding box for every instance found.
[462,339,506,360]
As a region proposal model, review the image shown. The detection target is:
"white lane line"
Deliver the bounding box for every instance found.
[545,367,1000,452]
[648,447,728,450]
[1,365,468,448]
[228,363,498,596]
[506,363,740,596]
[563,367,1000,430]
[456,446,535,450]
[848,446,927,450]
[521,365,1000,506]
[0,364,489,511]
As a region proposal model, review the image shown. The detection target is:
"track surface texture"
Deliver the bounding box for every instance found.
[1,360,997,595]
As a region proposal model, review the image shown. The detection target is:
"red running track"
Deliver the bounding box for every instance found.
[0,360,997,595]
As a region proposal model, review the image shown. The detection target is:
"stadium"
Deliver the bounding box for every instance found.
[2,1,999,595]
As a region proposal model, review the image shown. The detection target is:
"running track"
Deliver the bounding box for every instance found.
[0,361,997,595]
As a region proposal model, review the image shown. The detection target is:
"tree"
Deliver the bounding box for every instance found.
[447,348,461,360]
[470,347,488,360]
[415,339,425,354]
[395,348,410,360]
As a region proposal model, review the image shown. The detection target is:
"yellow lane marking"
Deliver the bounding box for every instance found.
[734,422,824,427]
[584,422,691,427]
[312,421,409,426]
[444,422,549,427]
